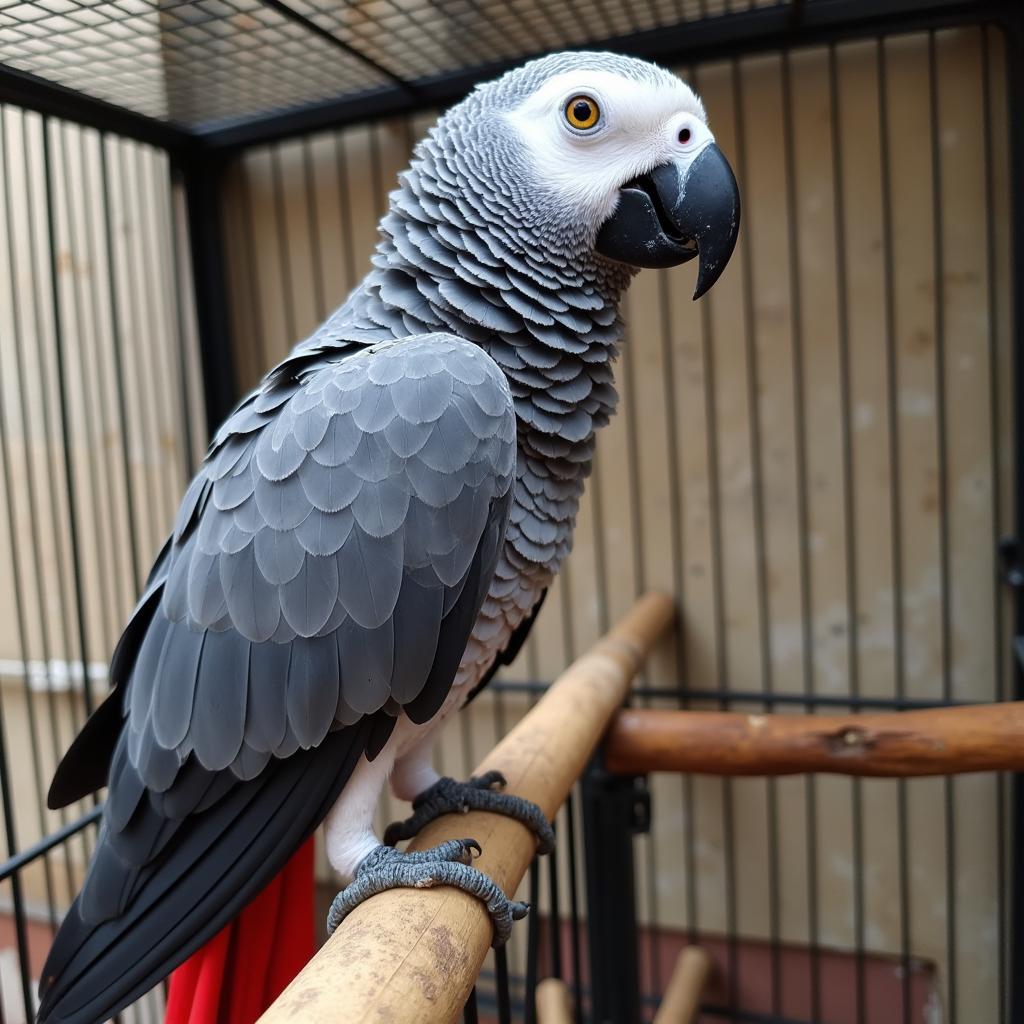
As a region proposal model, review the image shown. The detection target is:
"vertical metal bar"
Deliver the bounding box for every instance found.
[0,104,62,930]
[777,47,812,1022]
[0,720,35,1020]
[139,145,187,510]
[980,23,1008,1024]
[237,158,271,377]
[1004,11,1024,1022]
[19,112,85,888]
[164,159,200,476]
[722,772,740,1017]
[876,36,913,1024]
[334,130,357,294]
[547,822,562,981]
[658,247,701,966]
[582,763,644,1024]
[128,142,177,524]
[177,151,239,437]
[79,128,131,621]
[727,53,766,1018]
[564,791,584,1022]
[691,69,728,675]
[113,139,161,549]
[826,41,866,1024]
[368,122,385,220]
[495,942,512,1024]
[524,861,540,1024]
[463,986,479,1024]
[303,136,326,321]
[618,279,661,1007]
[46,118,107,715]
[0,117,54,974]
[691,65,726,1009]
[270,144,297,345]
[57,122,117,656]
[926,30,957,1023]
[98,134,143,591]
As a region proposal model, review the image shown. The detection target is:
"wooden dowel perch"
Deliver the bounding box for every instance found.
[259,592,674,1024]
[605,703,1024,778]
[535,978,574,1024]
[652,947,712,1024]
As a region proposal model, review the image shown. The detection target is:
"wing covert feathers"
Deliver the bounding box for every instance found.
[39,333,516,1024]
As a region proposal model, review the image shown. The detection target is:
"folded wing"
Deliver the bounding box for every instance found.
[39,333,516,1024]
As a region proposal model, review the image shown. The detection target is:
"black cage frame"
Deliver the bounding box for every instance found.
[2,0,1024,1021]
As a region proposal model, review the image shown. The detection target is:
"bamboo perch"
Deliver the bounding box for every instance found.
[652,947,713,1024]
[259,592,674,1024]
[604,703,1024,778]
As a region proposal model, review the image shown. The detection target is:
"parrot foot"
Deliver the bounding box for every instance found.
[326,839,529,946]
[383,771,555,855]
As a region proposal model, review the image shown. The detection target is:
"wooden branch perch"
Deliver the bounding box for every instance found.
[259,592,674,1024]
[604,703,1024,778]
[653,947,713,1024]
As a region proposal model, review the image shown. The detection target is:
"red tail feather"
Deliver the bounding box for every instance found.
[164,839,315,1024]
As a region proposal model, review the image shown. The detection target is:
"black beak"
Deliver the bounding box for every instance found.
[595,143,741,299]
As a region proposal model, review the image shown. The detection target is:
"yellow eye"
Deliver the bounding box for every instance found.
[565,95,600,131]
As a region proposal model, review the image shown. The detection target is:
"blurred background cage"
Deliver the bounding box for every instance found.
[1,0,1023,1021]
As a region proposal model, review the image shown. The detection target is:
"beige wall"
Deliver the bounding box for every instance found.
[0,23,1013,1022]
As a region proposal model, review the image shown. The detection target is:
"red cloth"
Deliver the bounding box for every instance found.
[164,839,315,1024]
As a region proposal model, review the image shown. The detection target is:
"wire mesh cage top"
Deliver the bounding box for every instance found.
[0,0,796,130]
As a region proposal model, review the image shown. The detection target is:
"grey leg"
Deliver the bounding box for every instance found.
[383,771,555,854]
[326,839,529,946]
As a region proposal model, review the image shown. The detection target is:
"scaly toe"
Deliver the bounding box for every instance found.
[326,841,528,946]
[383,775,555,855]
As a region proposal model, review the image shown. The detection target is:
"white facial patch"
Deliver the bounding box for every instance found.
[505,68,714,223]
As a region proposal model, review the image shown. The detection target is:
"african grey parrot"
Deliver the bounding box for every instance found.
[37,50,739,1023]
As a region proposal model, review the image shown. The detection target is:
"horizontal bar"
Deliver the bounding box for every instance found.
[0,65,193,153]
[196,0,1018,154]
[490,678,977,712]
[0,805,103,884]
[604,704,1024,778]
[259,592,675,1024]
[0,657,107,692]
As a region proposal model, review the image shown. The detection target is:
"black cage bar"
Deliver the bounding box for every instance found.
[1,0,1023,1022]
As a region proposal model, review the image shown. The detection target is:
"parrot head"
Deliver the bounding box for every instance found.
[429,51,741,299]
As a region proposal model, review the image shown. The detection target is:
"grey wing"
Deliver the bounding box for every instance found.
[144,331,517,780]
[36,334,515,1024]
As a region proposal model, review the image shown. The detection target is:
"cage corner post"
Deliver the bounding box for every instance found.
[1002,5,1024,1022]
[581,756,650,1024]
[174,149,239,435]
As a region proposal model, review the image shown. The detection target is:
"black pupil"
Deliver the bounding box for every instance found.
[679,127,692,143]
[573,101,593,123]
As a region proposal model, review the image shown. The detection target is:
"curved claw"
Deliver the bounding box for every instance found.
[468,770,507,792]
[385,775,555,855]
[327,841,527,946]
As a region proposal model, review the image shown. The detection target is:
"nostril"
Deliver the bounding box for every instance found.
[678,127,692,145]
